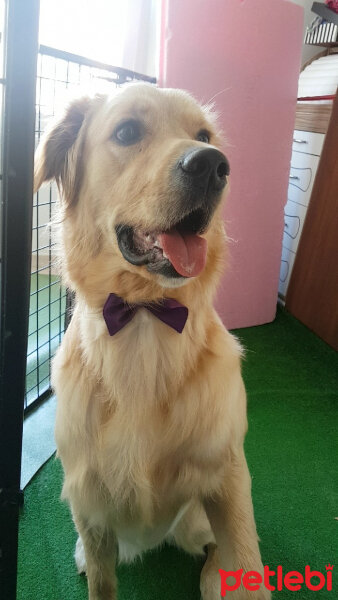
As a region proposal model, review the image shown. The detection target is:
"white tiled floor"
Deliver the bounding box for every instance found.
[21,395,56,488]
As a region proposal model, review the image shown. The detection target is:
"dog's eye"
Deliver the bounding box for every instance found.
[196,130,210,144]
[113,120,142,145]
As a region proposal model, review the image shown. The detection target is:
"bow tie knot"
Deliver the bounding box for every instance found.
[103,293,188,336]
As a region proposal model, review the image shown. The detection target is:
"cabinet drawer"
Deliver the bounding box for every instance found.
[279,245,297,298]
[288,151,320,207]
[282,199,308,253]
[292,130,325,156]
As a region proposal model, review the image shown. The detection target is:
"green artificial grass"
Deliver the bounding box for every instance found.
[17,306,338,599]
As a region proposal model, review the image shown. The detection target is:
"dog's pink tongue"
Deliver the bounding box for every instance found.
[158,231,207,277]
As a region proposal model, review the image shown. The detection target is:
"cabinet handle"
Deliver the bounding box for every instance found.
[293,139,308,144]
[289,175,300,180]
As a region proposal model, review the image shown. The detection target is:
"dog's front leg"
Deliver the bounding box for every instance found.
[74,514,117,600]
[201,448,270,600]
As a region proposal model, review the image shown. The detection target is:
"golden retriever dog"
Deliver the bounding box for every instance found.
[34,83,270,600]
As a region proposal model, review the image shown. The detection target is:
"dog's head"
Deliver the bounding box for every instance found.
[35,83,229,303]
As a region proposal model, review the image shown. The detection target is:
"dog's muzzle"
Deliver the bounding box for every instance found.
[116,147,230,280]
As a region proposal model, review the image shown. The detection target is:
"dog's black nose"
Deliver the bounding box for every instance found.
[179,147,229,194]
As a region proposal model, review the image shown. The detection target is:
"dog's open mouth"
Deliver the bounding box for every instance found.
[116,207,211,278]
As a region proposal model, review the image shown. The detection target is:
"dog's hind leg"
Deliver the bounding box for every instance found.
[73,514,117,600]
[170,498,215,555]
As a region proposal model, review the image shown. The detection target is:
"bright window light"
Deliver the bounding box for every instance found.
[39,0,129,65]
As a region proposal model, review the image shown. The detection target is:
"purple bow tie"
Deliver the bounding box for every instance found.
[103,293,188,336]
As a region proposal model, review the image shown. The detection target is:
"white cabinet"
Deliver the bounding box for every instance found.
[283,199,308,253]
[279,130,325,299]
[291,130,325,156]
[288,151,320,207]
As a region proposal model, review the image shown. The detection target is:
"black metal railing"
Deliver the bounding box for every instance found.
[25,45,156,413]
[0,3,40,597]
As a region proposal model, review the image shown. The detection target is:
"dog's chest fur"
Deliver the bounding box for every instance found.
[54,303,236,548]
[79,305,186,398]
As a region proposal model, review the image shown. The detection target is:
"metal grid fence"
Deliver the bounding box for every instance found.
[25,46,156,412]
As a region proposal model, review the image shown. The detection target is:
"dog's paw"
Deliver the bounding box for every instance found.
[219,591,271,600]
[200,572,222,600]
[201,573,272,600]
[75,536,87,574]
[200,549,271,600]
[200,546,223,600]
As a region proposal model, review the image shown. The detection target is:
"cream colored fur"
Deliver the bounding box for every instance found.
[34,83,270,600]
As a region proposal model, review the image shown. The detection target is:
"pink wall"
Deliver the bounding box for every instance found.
[159,0,303,329]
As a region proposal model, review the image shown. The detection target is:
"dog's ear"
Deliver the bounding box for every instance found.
[34,96,96,206]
